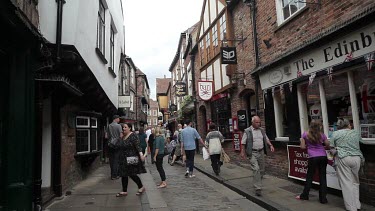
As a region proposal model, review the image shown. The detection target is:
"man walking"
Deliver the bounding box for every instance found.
[107,115,123,180]
[240,116,274,196]
[181,120,206,178]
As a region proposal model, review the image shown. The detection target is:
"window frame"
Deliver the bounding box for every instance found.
[76,116,100,154]
[110,25,115,69]
[275,0,306,25]
[97,0,106,56]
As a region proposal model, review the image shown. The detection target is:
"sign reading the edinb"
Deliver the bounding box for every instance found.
[220,47,237,64]
[198,80,214,101]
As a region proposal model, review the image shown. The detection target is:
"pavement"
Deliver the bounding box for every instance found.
[44,164,169,211]
[193,154,375,211]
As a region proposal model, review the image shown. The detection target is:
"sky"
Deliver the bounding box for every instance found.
[122,0,204,100]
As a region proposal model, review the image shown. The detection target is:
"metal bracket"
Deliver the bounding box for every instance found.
[220,32,245,48]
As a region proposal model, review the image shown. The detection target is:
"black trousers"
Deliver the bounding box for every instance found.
[108,148,119,178]
[155,154,166,181]
[300,156,328,202]
[185,150,195,172]
[149,146,155,163]
[210,154,221,173]
[121,175,143,192]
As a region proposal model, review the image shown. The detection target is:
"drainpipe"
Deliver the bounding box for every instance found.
[191,53,197,129]
[246,0,260,115]
[56,0,65,64]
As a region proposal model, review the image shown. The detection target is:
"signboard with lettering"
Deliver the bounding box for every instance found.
[220,47,237,64]
[118,96,131,108]
[287,145,340,190]
[198,80,214,101]
[237,110,248,130]
[232,132,242,151]
[259,23,375,90]
[175,81,187,97]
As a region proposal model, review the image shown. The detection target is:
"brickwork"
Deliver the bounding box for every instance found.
[60,104,100,193]
[256,0,375,65]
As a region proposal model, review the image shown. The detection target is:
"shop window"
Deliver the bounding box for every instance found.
[323,73,351,137]
[274,90,289,137]
[354,69,375,138]
[304,78,322,123]
[76,116,99,154]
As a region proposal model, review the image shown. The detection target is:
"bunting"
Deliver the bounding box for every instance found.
[343,51,353,63]
[272,87,275,97]
[364,52,374,71]
[297,70,303,78]
[280,85,284,95]
[309,73,316,86]
[327,67,333,81]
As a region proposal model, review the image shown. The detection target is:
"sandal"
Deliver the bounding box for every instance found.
[136,187,146,195]
[158,182,167,188]
[116,192,128,197]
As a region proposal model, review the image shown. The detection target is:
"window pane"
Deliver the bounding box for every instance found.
[324,73,350,137]
[76,117,89,127]
[90,130,97,151]
[354,68,375,138]
[91,118,97,128]
[304,79,322,123]
[283,6,290,20]
[76,129,89,153]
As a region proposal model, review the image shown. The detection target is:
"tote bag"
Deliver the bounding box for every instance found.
[208,137,222,155]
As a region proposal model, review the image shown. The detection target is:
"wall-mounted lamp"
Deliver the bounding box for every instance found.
[263,38,272,49]
[231,72,246,87]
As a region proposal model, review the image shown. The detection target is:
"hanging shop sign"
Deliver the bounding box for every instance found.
[198,80,214,101]
[220,47,237,64]
[118,95,131,108]
[287,145,341,190]
[237,110,248,130]
[175,81,187,97]
[259,23,375,90]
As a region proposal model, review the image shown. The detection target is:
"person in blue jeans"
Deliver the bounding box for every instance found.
[180,120,207,178]
[296,120,330,204]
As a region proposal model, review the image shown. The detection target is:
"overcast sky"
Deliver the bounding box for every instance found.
[123,0,203,100]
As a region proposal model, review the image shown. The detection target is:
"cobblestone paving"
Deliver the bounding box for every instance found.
[147,158,265,211]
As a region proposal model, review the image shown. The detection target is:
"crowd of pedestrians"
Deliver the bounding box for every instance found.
[105,114,365,210]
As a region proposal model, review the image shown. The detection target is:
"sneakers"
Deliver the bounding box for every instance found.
[189,174,196,178]
[185,171,189,178]
[255,189,262,196]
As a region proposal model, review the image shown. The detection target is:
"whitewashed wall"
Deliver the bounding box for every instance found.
[38,0,125,108]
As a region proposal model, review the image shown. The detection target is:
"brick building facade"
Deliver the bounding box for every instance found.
[191,0,375,206]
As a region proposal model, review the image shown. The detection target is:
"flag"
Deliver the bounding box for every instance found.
[364,52,374,71]
[327,67,333,81]
[344,51,353,63]
[309,73,316,86]
[280,85,284,95]
[297,70,303,78]
[272,87,275,97]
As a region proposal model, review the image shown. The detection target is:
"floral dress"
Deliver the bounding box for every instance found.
[117,133,146,177]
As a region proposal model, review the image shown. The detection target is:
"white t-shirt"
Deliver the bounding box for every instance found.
[145,129,152,139]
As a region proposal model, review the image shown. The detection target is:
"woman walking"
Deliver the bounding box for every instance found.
[331,119,364,211]
[116,123,147,197]
[148,128,156,164]
[296,120,329,204]
[138,127,147,155]
[153,127,167,188]
[205,123,224,175]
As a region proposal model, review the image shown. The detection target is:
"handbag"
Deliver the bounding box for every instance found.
[126,156,139,165]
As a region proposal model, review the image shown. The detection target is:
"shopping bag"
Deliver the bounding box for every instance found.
[202,147,210,160]
[221,149,230,163]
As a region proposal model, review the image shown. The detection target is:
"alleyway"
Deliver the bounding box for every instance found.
[44,157,265,211]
